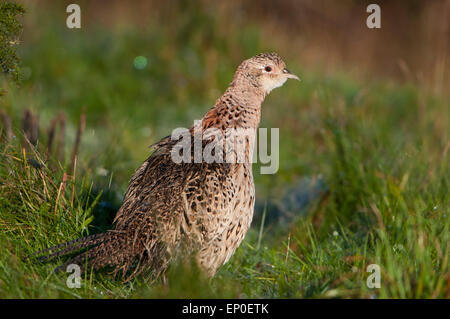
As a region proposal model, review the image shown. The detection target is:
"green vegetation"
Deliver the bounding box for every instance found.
[0,1,24,87]
[0,2,448,298]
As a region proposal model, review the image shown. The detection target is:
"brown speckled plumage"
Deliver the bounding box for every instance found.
[34,52,299,281]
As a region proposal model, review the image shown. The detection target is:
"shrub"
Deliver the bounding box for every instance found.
[0,1,25,88]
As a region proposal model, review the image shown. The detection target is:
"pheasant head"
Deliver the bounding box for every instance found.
[231,52,299,97]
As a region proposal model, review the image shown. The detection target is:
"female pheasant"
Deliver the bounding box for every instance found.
[34,52,299,281]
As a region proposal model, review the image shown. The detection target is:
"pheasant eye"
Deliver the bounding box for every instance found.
[264,66,272,72]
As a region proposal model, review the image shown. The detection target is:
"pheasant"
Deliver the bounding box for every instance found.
[33,52,299,281]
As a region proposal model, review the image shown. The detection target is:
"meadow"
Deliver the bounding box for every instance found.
[0,1,448,298]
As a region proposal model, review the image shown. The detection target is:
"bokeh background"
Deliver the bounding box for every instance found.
[0,0,448,298]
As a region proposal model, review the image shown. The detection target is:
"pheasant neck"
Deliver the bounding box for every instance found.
[220,85,264,130]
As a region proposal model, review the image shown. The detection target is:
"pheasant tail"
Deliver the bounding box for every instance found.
[33,231,140,278]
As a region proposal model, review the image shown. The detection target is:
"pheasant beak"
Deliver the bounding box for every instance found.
[283,68,300,81]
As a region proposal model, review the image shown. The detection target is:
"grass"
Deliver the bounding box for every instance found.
[0,1,448,298]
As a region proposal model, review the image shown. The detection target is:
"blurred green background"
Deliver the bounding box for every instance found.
[0,0,448,298]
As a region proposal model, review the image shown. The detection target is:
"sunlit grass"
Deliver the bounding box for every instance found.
[0,2,448,298]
